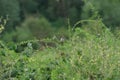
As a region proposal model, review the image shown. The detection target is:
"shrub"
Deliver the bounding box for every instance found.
[25,19,120,80]
[2,16,56,42]
[20,16,55,39]
[0,19,120,80]
[2,26,34,42]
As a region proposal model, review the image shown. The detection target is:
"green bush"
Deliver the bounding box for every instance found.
[2,16,56,42]
[24,20,120,80]
[21,16,55,39]
[0,19,120,80]
[2,26,34,42]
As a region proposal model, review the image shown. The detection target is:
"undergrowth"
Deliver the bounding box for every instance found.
[0,18,120,80]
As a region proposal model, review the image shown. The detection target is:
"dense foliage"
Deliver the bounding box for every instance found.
[0,0,120,80]
[0,19,120,80]
[0,0,20,30]
[81,0,120,27]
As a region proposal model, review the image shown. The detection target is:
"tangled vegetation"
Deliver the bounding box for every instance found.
[0,19,120,80]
